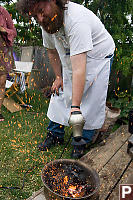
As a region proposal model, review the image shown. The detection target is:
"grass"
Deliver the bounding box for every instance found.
[0,89,72,200]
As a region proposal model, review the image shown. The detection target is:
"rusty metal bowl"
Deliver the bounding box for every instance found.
[41,159,100,200]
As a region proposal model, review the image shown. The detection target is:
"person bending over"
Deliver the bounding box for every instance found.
[17,0,115,158]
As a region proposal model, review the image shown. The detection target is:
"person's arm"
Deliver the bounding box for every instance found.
[47,49,63,95]
[1,7,17,43]
[70,52,87,112]
[0,26,6,33]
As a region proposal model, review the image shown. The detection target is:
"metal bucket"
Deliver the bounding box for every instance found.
[41,159,100,200]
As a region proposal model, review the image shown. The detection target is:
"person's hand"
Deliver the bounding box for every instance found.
[51,76,63,96]
[0,26,6,33]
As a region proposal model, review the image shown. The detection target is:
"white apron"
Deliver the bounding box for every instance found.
[47,28,111,129]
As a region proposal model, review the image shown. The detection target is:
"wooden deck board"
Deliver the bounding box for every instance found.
[98,142,131,200]
[27,188,46,200]
[80,125,132,200]
[80,126,130,172]
[108,161,133,200]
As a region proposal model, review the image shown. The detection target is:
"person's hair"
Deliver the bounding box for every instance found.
[16,0,68,16]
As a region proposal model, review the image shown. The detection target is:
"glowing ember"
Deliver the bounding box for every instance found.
[67,185,85,198]
[64,176,68,184]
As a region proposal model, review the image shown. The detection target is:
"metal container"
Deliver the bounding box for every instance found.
[41,159,100,200]
[68,111,85,138]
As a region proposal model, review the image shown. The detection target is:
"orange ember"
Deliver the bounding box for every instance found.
[67,185,84,198]
[64,176,68,184]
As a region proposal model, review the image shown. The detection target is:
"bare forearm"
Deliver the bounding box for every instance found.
[72,69,85,106]
[47,49,62,78]
[47,49,63,95]
[71,53,86,107]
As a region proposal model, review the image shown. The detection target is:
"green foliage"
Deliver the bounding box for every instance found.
[89,0,133,78]
[109,91,133,123]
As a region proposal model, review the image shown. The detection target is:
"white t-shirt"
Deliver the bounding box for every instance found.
[42,1,115,60]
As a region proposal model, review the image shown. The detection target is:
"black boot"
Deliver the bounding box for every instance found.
[71,144,86,159]
[38,132,64,151]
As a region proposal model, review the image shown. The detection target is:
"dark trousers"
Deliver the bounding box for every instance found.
[47,121,95,144]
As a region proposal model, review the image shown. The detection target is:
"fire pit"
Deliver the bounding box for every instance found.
[41,159,100,200]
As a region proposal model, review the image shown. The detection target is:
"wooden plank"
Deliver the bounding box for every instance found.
[80,126,130,172]
[3,98,22,113]
[108,161,133,200]
[27,188,46,200]
[98,143,131,200]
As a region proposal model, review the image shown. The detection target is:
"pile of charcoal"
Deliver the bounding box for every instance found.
[42,162,95,198]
